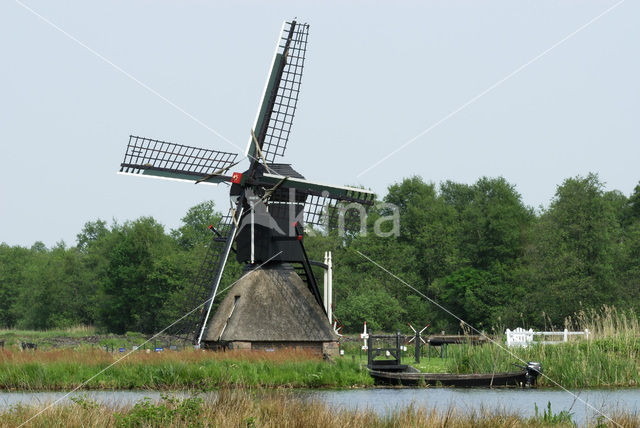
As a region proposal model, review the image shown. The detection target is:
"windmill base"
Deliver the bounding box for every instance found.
[201,264,339,357]
[205,340,338,357]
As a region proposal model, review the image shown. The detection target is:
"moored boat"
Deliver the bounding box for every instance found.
[368,362,542,388]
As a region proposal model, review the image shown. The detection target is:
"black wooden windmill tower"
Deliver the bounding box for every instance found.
[119,20,375,354]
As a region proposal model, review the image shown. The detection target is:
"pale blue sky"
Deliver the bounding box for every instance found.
[1,1,638,247]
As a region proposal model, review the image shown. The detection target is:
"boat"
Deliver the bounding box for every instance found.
[364,333,542,388]
[367,361,542,388]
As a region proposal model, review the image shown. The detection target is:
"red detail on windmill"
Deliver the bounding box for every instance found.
[231,172,242,184]
[293,221,303,240]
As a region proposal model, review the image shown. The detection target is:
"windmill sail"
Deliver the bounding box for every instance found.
[246,21,309,163]
[261,174,375,204]
[170,209,237,341]
[120,135,238,184]
[194,205,244,345]
[259,172,376,230]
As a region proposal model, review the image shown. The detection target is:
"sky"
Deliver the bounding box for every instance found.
[1,1,638,248]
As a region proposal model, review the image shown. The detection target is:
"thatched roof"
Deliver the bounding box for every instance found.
[203,264,337,343]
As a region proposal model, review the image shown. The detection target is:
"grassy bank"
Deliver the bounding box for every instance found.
[0,349,372,390]
[444,339,640,388]
[1,306,638,390]
[2,389,636,427]
[445,306,640,388]
[4,334,638,390]
[339,305,640,388]
[0,326,178,351]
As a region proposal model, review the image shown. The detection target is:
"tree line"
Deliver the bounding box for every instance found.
[1,173,638,335]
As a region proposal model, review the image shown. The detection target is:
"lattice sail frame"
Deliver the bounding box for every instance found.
[248,21,309,163]
[171,209,236,340]
[120,135,238,183]
[303,190,375,231]
[263,186,376,233]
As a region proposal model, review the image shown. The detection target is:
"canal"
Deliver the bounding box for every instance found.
[1,388,638,426]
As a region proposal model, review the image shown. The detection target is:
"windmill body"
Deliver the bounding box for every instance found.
[231,163,307,265]
[118,20,374,355]
[203,264,337,354]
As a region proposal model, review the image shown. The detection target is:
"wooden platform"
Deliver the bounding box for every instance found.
[427,335,489,346]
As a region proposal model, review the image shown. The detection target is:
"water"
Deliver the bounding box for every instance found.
[309,388,640,425]
[0,390,181,410]
[0,388,638,426]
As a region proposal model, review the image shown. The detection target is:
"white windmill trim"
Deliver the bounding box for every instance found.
[116,171,219,186]
[262,173,376,195]
[245,20,286,159]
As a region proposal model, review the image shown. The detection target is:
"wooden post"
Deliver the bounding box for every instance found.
[327,252,333,324]
[414,330,421,364]
[323,252,328,315]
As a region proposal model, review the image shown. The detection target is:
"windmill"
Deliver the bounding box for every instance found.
[118,20,375,354]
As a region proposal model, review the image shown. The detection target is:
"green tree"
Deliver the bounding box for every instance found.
[434,265,512,330]
[14,242,93,329]
[76,219,109,252]
[99,217,181,334]
[0,244,32,327]
[622,220,640,310]
[433,177,533,329]
[171,200,222,250]
[626,182,640,224]
[443,177,533,270]
[524,173,624,324]
[386,177,461,284]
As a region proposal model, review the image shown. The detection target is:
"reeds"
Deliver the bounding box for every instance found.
[0,348,321,365]
[570,305,640,339]
[5,388,630,428]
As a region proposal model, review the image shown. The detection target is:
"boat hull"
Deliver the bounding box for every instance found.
[368,369,530,387]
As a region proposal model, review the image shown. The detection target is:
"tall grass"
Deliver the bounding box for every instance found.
[446,305,640,388]
[5,388,632,428]
[571,305,640,339]
[0,349,373,390]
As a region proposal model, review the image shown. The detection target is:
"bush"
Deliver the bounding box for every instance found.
[115,395,204,427]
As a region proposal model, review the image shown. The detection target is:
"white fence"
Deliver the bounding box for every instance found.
[506,327,590,347]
